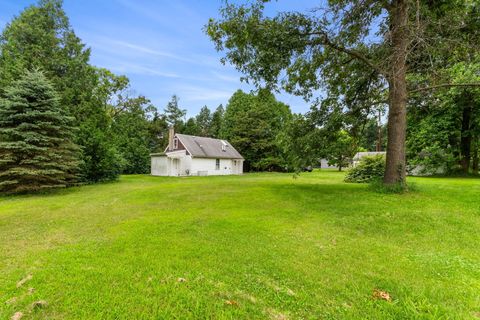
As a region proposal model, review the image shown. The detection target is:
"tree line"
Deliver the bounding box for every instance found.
[1,0,478,193]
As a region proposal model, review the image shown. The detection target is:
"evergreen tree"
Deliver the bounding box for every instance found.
[0,1,122,183]
[183,117,201,136]
[210,104,224,138]
[0,70,80,193]
[164,95,186,130]
[195,106,212,136]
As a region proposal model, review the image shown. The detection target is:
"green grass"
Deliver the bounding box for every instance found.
[1,171,479,319]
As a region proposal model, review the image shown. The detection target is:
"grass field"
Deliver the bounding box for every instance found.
[1,171,479,319]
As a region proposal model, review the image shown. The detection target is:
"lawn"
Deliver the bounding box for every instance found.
[1,171,479,319]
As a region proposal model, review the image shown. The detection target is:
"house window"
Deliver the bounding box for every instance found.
[221,140,228,152]
[173,138,178,149]
[215,159,220,170]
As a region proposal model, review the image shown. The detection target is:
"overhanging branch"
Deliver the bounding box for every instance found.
[302,30,385,77]
[409,83,480,94]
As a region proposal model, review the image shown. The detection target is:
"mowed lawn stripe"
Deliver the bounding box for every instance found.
[1,171,479,319]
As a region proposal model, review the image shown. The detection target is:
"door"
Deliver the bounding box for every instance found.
[171,158,180,176]
[232,160,240,174]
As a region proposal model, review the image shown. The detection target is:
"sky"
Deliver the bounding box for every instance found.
[0,0,321,117]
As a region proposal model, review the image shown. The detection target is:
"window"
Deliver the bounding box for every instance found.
[173,138,178,149]
[221,140,228,152]
[215,159,220,170]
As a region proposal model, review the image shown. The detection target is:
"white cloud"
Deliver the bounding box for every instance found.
[110,40,196,63]
[177,85,233,102]
[97,60,180,78]
[211,71,241,83]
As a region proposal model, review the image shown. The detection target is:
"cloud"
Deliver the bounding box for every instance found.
[211,71,241,83]
[177,85,233,102]
[95,59,180,78]
[111,40,196,63]
[87,36,195,64]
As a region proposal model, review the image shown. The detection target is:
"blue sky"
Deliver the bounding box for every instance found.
[0,0,320,117]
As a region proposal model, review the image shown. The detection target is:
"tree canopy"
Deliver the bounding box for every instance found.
[0,70,80,193]
[206,0,480,184]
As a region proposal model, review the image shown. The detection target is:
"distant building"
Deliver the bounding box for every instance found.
[151,128,244,176]
[352,152,386,167]
[319,158,338,169]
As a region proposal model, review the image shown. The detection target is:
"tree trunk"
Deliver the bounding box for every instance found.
[473,141,479,174]
[384,0,409,185]
[460,96,472,174]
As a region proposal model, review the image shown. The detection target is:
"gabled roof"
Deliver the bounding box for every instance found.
[175,134,243,159]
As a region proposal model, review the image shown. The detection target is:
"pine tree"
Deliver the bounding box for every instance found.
[164,95,186,129]
[0,70,80,193]
[195,106,212,136]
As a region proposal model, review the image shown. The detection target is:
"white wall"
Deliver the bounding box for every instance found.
[151,156,243,176]
[151,156,168,176]
[190,158,240,176]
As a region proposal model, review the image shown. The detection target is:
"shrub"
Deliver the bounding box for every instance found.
[344,155,385,183]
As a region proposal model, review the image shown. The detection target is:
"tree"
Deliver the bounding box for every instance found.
[183,117,201,136]
[277,113,323,171]
[196,106,212,136]
[0,70,80,193]
[210,104,225,138]
[112,95,154,174]
[206,0,480,184]
[325,130,355,171]
[223,89,291,171]
[0,0,123,182]
[164,95,186,130]
[148,110,169,152]
[407,60,480,175]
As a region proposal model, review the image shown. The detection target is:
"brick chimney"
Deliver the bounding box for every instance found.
[168,126,175,151]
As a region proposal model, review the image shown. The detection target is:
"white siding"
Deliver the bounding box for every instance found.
[190,158,238,176]
[151,156,168,176]
[151,155,243,176]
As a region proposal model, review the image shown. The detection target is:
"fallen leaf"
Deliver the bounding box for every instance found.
[372,289,392,302]
[31,300,48,309]
[11,312,23,320]
[27,288,35,295]
[177,277,187,283]
[16,275,32,288]
[224,300,238,306]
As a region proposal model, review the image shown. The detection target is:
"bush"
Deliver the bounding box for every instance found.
[344,155,385,183]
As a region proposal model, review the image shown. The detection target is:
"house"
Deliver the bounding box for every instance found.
[352,151,386,167]
[150,128,244,176]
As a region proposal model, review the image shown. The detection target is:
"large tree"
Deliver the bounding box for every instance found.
[0,70,80,193]
[195,106,212,136]
[206,0,480,184]
[223,89,291,171]
[164,95,186,130]
[0,0,122,182]
[210,104,225,138]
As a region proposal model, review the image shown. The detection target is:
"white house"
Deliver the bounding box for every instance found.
[151,128,244,176]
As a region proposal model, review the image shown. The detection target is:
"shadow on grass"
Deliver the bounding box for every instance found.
[0,179,122,200]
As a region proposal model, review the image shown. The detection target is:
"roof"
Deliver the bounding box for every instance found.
[175,134,244,159]
[150,152,166,156]
[353,151,386,160]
